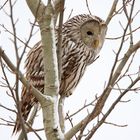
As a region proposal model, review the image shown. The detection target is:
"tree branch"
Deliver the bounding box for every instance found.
[105,0,119,25]
[26,0,64,139]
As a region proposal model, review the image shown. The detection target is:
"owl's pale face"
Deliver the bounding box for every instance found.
[80,19,107,50]
[63,14,107,52]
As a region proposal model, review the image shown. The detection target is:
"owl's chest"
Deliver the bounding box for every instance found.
[61,47,89,78]
[61,38,96,76]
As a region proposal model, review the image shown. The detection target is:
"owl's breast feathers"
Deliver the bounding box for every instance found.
[59,37,96,96]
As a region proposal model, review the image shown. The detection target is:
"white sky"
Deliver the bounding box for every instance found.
[0,0,140,140]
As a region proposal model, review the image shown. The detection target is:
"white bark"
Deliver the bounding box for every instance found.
[26,0,64,139]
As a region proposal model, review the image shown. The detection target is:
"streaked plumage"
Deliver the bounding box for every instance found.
[13,14,107,133]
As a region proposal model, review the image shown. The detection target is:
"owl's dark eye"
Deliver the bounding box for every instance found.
[87,31,93,36]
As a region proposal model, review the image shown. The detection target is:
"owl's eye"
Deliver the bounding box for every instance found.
[87,31,93,36]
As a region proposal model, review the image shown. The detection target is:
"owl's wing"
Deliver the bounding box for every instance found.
[13,41,44,133]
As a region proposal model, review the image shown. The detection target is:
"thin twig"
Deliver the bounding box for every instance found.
[85,0,92,15]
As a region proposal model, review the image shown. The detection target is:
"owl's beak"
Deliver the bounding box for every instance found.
[92,39,99,48]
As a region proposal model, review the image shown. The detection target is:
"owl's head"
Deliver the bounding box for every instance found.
[63,14,107,52]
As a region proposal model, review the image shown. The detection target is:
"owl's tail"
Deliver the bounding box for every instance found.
[13,87,37,134]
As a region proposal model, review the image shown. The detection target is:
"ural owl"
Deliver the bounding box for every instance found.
[13,14,107,133]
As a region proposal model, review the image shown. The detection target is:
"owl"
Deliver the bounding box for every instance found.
[13,14,107,133]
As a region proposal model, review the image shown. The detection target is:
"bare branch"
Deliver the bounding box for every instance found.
[106,25,140,40]
[0,117,14,127]
[0,0,8,10]
[104,121,128,127]
[65,97,98,119]
[105,0,119,25]
[85,75,140,140]
[0,103,16,114]
[85,0,92,15]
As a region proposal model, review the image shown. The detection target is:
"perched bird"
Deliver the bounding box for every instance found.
[13,14,107,133]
